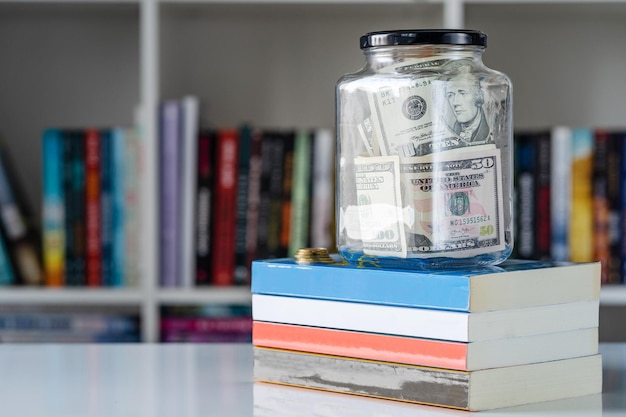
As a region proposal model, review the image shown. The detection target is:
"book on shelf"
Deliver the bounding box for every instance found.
[0,137,43,285]
[0,306,140,343]
[180,95,200,289]
[0,228,16,284]
[593,129,611,284]
[42,129,65,286]
[160,304,252,343]
[570,127,595,263]
[123,127,141,287]
[63,129,86,286]
[111,127,126,286]
[606,130,624,284]
[309,128,335,249]
[513,131,536,259]
[85,128,102,287]
[151,105,336,288]
[41,126,139,288]
[252,294,598,342]
[251,258,600,312]
[195,129,214,286]
[256,130,291,261]
[159,100,183,287]
[288,129,312,256]
[244,128,263,274]
[252,321,598,371]
[550,125,572,262]
[211,128,240,286]
[253,347,602,412]
[233,125,254,285]
[515,125,626,283]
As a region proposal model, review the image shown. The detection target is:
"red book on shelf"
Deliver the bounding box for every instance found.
[210,129,239,286]
[85,128,102,287]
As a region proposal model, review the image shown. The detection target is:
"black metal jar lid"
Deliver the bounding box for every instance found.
[360,29,487,49]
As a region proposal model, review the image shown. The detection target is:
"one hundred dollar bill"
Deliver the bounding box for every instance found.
[354,155,407,257]
[352,147,504,259]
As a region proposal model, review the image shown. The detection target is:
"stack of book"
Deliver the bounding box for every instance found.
[251,257,603,411]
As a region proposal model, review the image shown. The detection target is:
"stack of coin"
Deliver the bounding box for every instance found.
[294,248,336,265]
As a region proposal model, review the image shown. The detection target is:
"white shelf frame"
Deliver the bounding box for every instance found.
[0,0,625,343]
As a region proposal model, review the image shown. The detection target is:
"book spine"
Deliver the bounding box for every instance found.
[252,294,598,342]
[161,316,252,334]
[570,127,595,263]
[253,321,468,370]
[63,130,86,286]
[100,129,114,286]
[180,96,199,289]
[606,131,623,284]
[0,228,15,284]
[159,100,182,287]
[288,130,312,256]
[111,128,126,286]
[210,128,239,286]
[279,131,295,258]
[514,132,535,259]
[257,132,286,259]
[195,130,213,286]
[123,127,140,287]
[42,129,65,286]
[620,131,626,284]
[245,129,263,270]
[593,129,611,284]
[310,128,335,248]
[234,125,252,285]
[85,128,102,287]
[534,131,551,259]
[550,126,572,262]
[254,347,472,410]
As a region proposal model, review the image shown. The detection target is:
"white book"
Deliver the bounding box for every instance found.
[310,128,335,248]
[252,294,599,342]
[180,96,199,288]
[551,126,572,262]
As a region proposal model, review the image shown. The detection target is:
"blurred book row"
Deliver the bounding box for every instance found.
[513,126,626,284]
[41,127,141,287]
[158,96,335,288]
[0,306,140,343]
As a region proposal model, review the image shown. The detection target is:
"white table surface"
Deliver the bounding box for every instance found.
[0,343,623,417]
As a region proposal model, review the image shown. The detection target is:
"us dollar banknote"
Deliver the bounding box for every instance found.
[354,155,408,258]
[366,58,495,158]
[353,146,504,258]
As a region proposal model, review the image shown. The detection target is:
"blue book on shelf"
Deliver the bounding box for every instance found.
[111,127,125,287]
[0,231,15,284]
[251,258,600,312]
[42,129,65,286]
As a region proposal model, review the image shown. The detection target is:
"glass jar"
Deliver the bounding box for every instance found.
[335,29,513,269]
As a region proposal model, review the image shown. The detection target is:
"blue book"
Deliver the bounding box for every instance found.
[251,258,600,312]
[0,231,15,284]
[111,127,126,287]
[100,129,114,286]
[42,129,65,286]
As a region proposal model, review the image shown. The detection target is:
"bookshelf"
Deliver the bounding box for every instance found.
[0,0,625,342]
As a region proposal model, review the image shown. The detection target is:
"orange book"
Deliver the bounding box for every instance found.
[252,321,598,372]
